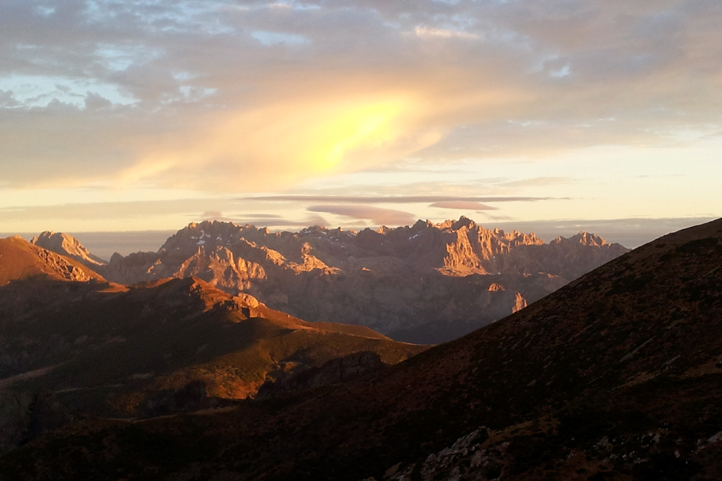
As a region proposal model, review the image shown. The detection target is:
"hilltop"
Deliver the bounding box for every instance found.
[0,236,104,286]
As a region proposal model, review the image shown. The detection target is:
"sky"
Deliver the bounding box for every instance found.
[1,0,720,251]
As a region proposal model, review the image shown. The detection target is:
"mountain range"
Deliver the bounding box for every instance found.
[32,217,628,343]
[0,217,719,479]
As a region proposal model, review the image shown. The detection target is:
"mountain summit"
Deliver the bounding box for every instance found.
[30,231,107,266]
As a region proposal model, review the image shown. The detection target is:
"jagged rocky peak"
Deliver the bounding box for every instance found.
[438,215,477,231]
[411,219,435,230]
[407,217,476,233]
[162,221,242,252]
[299,225,328,237]
[571,231,608,246]
[161,221,300,258]
[551,231,618,248]
[30,231,106,266]
[405,217,542,245]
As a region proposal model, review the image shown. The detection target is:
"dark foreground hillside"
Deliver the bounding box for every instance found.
[1,219,721,480]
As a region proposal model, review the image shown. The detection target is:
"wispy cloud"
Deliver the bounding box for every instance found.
[307,205,417,226]
[240,195,554,203]
[495,177,575,188]
[217,214,330,228]
[429,201,496,210]
[412,26,479,40]
[200,210,235,222]
[245,215,329,227]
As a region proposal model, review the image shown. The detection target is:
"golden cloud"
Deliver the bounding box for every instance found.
[116,70,530,192]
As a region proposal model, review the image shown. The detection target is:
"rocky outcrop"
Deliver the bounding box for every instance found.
[363,427,502,481]
[33,247,100,283]
[31,231,106,266]
[0,390,72,455]
[145,380,212,416]
[256,351,387,399]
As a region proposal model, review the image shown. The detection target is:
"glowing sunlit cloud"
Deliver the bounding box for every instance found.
[307,204,417,226]
[115,63,534,192]
[413,26,479,40]
[125,91,445,191]
[429,201,497,210]
[119,159,177,185]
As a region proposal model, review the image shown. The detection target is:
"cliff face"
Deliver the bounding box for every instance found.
[75,218,626,343]
[30,232,106,266]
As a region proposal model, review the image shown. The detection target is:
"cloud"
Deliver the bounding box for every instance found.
[236,213,283,219]
[125,89,447,191]
[193,213,330,228]
[479,213,515,222]
[227,215,330,228]
[477,217,720,249]
[241,195,552,203]
[429,201,496,210]
[0,0,721,192]
[412,26,479,40]
[307,205,417,226]
[494,177,575,188]
[201,210,234,222]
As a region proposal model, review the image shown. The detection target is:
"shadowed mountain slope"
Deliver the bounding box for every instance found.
[0,275,422,416]
[1,218,718,480]
[69,218,627,343]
